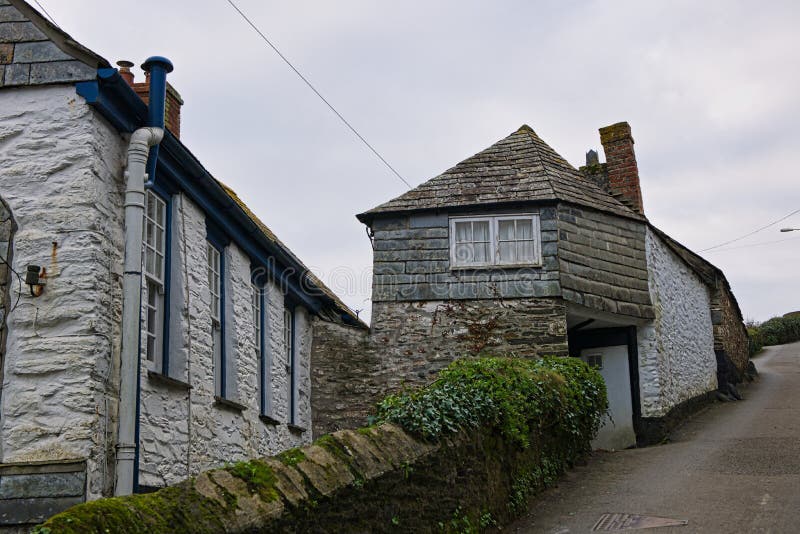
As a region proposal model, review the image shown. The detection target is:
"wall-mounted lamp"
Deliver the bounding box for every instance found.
[25,264,46,297]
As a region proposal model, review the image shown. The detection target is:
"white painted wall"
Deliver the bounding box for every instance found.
[581,345,636,450]
[0,85,127,499]
[135,162,313,489]
[637,228,717,417]
[0,84,315,496]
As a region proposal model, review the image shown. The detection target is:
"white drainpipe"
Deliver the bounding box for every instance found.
[116,126,164,496]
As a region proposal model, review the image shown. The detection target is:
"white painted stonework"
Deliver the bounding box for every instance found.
[637,228,717,417]
[0,85,127,499]
[0,85,314,499]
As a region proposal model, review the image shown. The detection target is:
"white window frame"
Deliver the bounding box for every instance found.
[207,243,221,325]
[449,213,541,269]
[143,191,167,366]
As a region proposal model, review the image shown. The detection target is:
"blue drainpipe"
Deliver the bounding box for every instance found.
[142,56,174,184]
[133,55,173,493]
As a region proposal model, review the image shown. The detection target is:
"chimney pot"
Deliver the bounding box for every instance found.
[116,60,135,86]
[598,121,644,215]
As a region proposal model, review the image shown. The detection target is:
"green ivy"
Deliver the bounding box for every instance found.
[376,356,607,451]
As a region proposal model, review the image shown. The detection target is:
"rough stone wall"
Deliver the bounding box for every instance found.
[710,283,749,375]
[371,208,560,302]
[0,84,127,501]
[0,197,14,377]
[137,195,313,489]
[557,204,653,319]
[637,228,717,417]
[0,1,96,88]
[311,298,567,436]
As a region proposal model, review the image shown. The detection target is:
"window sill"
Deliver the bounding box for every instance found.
[213,396,247,413]
[450,262,543,272]
[287,424,307,434]
[259,414,281,426]
[147,370,192,390]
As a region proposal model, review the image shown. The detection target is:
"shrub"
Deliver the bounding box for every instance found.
[376,356,608,453]
[748,315,800,353]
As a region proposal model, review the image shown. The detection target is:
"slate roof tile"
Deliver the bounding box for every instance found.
[357,125,643,223]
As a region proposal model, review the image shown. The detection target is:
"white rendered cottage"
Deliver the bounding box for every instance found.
[0,0,362,527]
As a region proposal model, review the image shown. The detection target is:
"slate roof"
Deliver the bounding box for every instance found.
[357,125,643,224]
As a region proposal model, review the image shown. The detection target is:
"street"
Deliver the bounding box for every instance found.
[509,342,800,533]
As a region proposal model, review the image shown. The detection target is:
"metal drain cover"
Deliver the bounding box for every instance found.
[592,513,688,531]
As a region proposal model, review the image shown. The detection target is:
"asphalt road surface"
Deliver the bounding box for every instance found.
[509,342,800,533]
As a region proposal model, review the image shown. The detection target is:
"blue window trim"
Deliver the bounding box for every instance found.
[284,297,297,426]
[252,276,270,417]
[74,71,367,326]
[207,224,229,398]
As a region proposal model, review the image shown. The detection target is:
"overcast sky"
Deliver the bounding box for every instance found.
[42,0,799,322]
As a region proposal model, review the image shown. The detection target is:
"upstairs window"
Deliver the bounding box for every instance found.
[143,191,167,366]
[207,242,225,397]
[449,214,541,268]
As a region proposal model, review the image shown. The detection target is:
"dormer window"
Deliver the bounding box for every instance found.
[449,214,541,269]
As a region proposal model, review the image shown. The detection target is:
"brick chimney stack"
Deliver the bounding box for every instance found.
[116,59,183,138]
[599,122,644,214]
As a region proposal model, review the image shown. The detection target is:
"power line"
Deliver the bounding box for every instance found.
[699,208,800,252]
[223,0,412,189]
[703,235,800,254]
[32,0,60,29]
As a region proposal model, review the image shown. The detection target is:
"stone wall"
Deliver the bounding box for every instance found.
[0,1,96,88]
[0,84,127,508]
[371,208,560,302]
[637,228,717,417]
[557,204,653,319]
[710,283,749,376]
[0,197,14,384]
[311,298,567,436]
[137,189,314,490]
[38,418,588,534]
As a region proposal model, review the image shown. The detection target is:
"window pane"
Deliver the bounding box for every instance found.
[473,221,490,241]
[455,243,473,263]
[474,242,490,263]
[498,220,515,240]
[455,221,471,243]
[518,240,535,261]
[499,241,515,263]
[517,219,533,239]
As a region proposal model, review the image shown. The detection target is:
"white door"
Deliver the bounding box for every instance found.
[581,345,636,450]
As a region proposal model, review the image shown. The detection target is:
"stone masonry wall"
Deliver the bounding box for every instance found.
[137,194,313,489]
[0,1,96,88]
[710,283,749,376]
[557,204,653,319]
[311,298,567,436]
[0,197,14,380]
[0,84,127,502]
[371,208,560,302]
[637,228,717,417]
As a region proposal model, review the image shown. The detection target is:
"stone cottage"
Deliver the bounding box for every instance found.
[312,122,749,451]
[0,0,361,527]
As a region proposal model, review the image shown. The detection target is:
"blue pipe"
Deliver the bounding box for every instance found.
[141,56,174,183]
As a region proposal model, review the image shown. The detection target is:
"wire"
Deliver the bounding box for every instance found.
[702,235,800,254]
[223,0,412,189]
[0,252,23,316]
[699,208,800,252]
[32,0,60,29]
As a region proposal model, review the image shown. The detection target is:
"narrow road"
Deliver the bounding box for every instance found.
[509,342,800,533]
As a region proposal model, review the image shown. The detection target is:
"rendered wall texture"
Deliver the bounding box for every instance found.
[637,228,718,417]
[311,298,567,436]
[0,84,127,501]
[136,182,314,489]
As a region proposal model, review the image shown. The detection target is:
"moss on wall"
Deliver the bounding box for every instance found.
[35,357,606,533]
